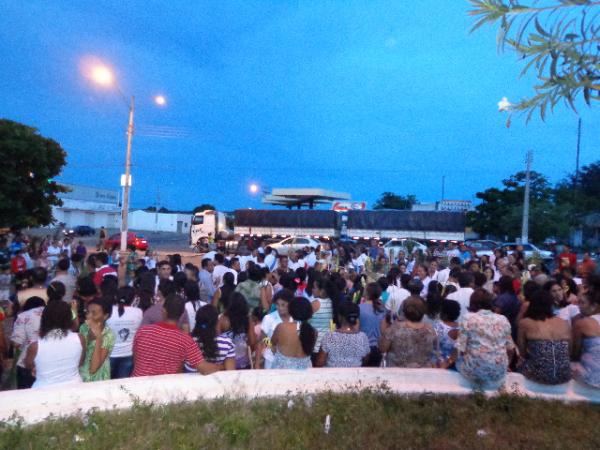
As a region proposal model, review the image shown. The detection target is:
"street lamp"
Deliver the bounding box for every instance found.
[86,61,164,254]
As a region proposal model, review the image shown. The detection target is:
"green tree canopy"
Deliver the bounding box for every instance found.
[555,160,600,216]
[193,204,216,213]
[0,119,68,228]
[469,0,600,121]
[373,192,417,210]
[468,171,569,242]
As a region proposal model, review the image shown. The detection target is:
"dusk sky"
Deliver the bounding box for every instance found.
[1,1,598,211]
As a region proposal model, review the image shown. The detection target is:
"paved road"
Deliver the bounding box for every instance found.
[29,227,203,265]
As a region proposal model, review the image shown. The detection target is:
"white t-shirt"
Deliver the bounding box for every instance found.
[106,305,143,358]
[260,311,293,369]
[61,245,72,258]
[145,257,156,270]
[212,264,237,288]
[446,287,474,321]
[289,260,303,271]
[555,304,580,325]
[385,285,410,316]
[421,276,432,297]
[185,300,207,332]
[437,268,450,285]
[33,331,82,388]
[305,252,317,268]
[47,245,61,260]
[203,251,217,261]
[264,254,276,271]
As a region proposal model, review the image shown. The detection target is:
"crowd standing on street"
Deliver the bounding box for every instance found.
[0,230,599,392]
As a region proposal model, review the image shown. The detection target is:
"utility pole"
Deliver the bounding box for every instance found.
[521,150,533,245]
[120,96,135,254]
[441,175,446,201]
[155,186,160,232]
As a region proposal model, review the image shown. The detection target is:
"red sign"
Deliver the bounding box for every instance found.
[332,201,367,212]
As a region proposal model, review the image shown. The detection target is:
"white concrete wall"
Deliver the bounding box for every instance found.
[129,210,191,233]
[53,206,120,229]
[1,369,599,425]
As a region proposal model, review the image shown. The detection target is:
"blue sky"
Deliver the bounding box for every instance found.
[1,1,598,211]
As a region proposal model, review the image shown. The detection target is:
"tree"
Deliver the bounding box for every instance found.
[468,171,570,242]
[0,119,68,228]
[555,159,600,217]
[193,204,216,213]
[469,0,600,121]
[373,192,417,210]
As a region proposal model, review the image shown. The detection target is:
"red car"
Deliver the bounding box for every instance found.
[105,232,148,251]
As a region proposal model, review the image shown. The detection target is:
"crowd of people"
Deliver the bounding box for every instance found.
[0,231,599,391]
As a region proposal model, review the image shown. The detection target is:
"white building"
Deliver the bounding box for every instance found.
[129,210,191,234]
[411,200,473,212]
[411,202,437,212]
[438,199,472,212]
[53,184,121,229]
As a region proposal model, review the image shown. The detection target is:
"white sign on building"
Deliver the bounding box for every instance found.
[53,183,121,229]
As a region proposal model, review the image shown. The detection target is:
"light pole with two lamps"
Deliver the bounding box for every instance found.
[86,62,166,254]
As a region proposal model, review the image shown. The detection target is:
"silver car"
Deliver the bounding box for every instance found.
[382,239,428,259]
[500,243,553,261]
[270,236,322,255]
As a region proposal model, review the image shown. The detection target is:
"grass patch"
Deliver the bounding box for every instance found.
[1,389,600,449]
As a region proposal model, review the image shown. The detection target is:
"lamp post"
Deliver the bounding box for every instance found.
[121,96,134,254]
[86,60,165,254]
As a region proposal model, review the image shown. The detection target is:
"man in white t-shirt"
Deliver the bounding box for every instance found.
[446,272,475,320]
[437,257,461,285]
[264,247,277,272]
[212,253,237,288]
[46,240,61,267]
[385,283,410,317]
[106,302,143,378]
[288,252,303,272]
[304,247,317,268]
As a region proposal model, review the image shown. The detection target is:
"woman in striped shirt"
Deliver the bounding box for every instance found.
[309,278,339,359]
[189,305,236,371]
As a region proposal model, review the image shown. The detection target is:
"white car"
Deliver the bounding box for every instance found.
[382,239,428,259]
[270,236,322,255]
[500,243,553,261]
[465,240,499,258]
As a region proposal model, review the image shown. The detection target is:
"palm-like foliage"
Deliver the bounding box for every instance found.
[469,0,600,121]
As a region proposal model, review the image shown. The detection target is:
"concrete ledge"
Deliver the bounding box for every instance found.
[1,369,599,425]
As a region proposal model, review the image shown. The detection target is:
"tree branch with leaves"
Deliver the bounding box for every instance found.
[469,0,600,121]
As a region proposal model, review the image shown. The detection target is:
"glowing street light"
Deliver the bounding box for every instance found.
[83,57,166,254]
[249,183,259,194]
[90,65,114,87]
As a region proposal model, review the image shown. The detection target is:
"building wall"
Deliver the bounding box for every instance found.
[53,184,121,229]
[128,210,191,233]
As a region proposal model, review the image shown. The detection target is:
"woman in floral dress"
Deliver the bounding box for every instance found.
[454,289,516,386]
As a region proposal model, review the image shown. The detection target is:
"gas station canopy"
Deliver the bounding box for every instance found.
[262,188,351,209]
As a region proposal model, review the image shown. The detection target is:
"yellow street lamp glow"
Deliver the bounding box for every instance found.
[154,95,166,106]
[90,65,114,86]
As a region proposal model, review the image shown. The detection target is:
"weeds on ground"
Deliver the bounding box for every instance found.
[1,388,600,450]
